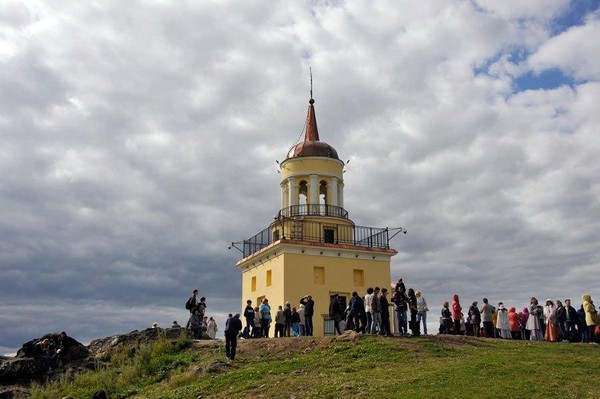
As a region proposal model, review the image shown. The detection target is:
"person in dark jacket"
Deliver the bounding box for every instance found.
[283,302,292,337]
[468,301,481,337]
[563,299,578,342]
[300,295,315,336]
[329,293,343,335]
[379,289,392,336]
[225,313,243,360]
[243,300,255,338]
[577,304,588,343]
[349,291,367,333]
[407,288,420,336]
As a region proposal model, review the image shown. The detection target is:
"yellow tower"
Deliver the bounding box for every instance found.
[233,93,400,337]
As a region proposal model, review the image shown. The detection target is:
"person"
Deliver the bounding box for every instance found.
[380,288,392,336]
[207,317,218,339]
[186,289,198,313]
[407,288,419,336]
[274,305,285,337]
[508,307,521,339]
[259,298,272,338]
[370,287,382,334]
[253,306,262,338]
[298,304,306,336]
[187,308,202,339]
[441,302,452,334]
[527,297,543,341]
[480,298,495,338]
[468,301,481,337]
[300,295,315,336]
[582,294,597,344]
[243,300,255,338]
[283,302,293,337]
[291,307,301,336]
[364,288,375,334]
[202,316,209,335]
[520,307,530,340]
[224,313,243,360]
[577,304,589,343]
[349,291,366,333]
[416,290,429,335]
[152,322,158,329]
[496,303,510,339]
[451,295,462,335]
[554,300,566,341]
[329,293,343,335]
[394,278,406,295]
[171,321,181,329]
[563,299,578,342]
[544,299,558,342]
[392,289,408,335]
[197,297,207,319]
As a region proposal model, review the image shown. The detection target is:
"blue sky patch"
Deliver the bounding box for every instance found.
[514,68,577,91]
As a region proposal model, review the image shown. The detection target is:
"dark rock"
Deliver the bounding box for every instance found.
[88,328,187,357]
[0,386,30,398]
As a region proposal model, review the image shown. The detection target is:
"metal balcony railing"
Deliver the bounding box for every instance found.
[276,204,349,219]
[235,220,392,259]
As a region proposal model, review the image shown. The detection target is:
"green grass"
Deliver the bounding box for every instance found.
[30,335,600,399]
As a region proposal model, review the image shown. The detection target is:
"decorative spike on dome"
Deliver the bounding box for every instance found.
[304,68,319,142]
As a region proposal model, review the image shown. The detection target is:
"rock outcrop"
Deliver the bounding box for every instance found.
[0,328,187,388]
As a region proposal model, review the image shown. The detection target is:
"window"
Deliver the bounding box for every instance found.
[314,266,325,285]
[251,276,256,292]
[266,270,272,287]
[324,228,334,243]
[273,229,280,241]
[353,269,364,287]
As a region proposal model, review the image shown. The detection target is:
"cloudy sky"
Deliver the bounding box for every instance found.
[1,0,600,353]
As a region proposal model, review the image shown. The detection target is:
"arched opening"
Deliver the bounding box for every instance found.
[319,180,328,215]
[298,181,308,213]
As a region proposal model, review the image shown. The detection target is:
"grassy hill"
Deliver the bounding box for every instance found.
[30,333,600,399]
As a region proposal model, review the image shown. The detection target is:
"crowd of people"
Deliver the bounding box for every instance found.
[439,294,599,343]
[184,289,219,339]
[183,282,599,360]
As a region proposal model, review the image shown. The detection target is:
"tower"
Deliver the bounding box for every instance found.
[232,91,400,337]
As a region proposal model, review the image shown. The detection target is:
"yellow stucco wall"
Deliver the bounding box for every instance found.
[280,157,344,181]
[240,246,392,337]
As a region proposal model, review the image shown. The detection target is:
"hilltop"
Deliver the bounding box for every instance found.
[4,330,600,399]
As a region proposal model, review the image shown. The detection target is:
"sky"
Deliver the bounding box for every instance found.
[1,0,600,354]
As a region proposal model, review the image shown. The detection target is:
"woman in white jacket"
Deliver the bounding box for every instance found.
[496,303,510,339]
[207,316,218,339]
[526,297,543,341]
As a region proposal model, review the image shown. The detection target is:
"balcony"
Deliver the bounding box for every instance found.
[235,219,393,259]
[276,204,349,219]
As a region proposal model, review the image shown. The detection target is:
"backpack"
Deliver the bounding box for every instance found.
[185,296,195,310]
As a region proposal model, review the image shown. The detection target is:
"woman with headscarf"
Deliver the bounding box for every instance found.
[582,294,597,344]
[451,294,462,335]
[526,297,543,341]
[543,299,558,342]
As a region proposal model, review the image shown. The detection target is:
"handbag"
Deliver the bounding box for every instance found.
[595,324,600,336]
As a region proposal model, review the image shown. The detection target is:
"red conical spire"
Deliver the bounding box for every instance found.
[304,98,319,142]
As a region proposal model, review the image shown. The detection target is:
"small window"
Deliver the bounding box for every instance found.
[314,266,325,285]
[273,230,280,241]
[353,269,364,287]
[324,228,334,243]
[266,270,272,287]
[251,276,257,292]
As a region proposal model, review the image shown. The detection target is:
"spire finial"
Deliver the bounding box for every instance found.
[309,67,314,104]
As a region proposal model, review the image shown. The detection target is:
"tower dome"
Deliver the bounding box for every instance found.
[286,98,339,160]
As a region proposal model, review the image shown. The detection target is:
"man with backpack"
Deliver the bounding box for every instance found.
[185,289,198,313]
